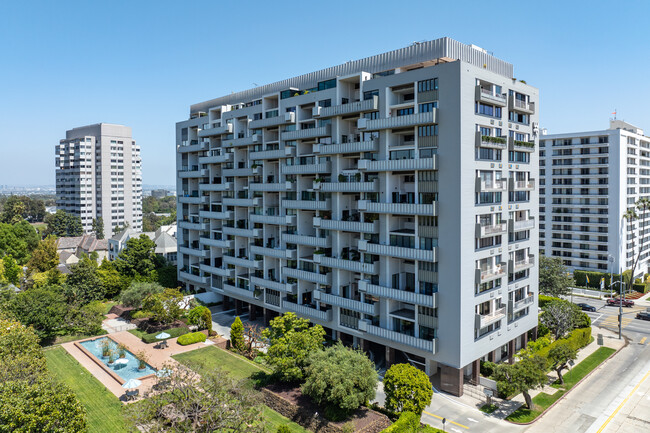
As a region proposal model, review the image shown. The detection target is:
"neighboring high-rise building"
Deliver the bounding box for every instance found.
[175,37,539,396]
[540,120,650,277]
[56,123,142,237]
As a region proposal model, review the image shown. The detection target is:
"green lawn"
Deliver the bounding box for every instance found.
[173,346,307,432]
[102,301,118,315]
[480,403,499,414]
[507,346,616,423]
[44,347,130,433]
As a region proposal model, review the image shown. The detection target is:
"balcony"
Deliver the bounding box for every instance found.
[249,112,295,129]
[509,177,536,191]
[358,157,437,171]
[223,283,257,300]
[178,194,208,205]
[475,131,508,149]
[198,122,233,137]
[359,321,437,353]
[178,220,206,231]
[475,265,507,285]
[508,136,536,152]
[222,197,262,207]
[222,226,261,238]
[475,85,508,107]
[358,200,436,216]
[313,180,378,193]
[178,141,208,153]
[358,240,436,262]
[510,216,536,232]
[283,233,331,248]
[250,181,295,192]
[250,276,297,294]
[250,214,296,226]
[313,140,379,155]
[179,246,209,258]
[199,264,234,278]
[199,210,233,220]
[199,237,233,248]
[475,222,508,238]
[314,291,379,315]
[250,147,295,160]
[313,217,378,234]
[475,177,507,193]
[283,267,331,285]
[357,110,437,131]
[179,167,208,178]
[283,302,332,322]
[512,294,535,312]
[282,199,331,211]
[222,166,258,177]
[250,245,294,260]
[199,152,233,164]
[510,255,535,272]
[476,307,506,329]
[313,95,379,118]
[358,280,436,307]
[223,134,261,148]
[179,270,208,285]
[282,161,331,175]
[313,254,378,274]
[281,124,331,141]
[509,98,535,114]
[199,182,233,192]
[223,255,262,269]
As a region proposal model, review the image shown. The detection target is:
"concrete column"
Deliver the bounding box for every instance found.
[223,296,231,311]
[385,346,395,368]
[472,359,480,383]
[235,300,244,315]
[263,308,271,326]
[522,331,528,348]
[440,364,464,397]
[488,350,495,362]
[531,326,538,341]
[358,338,369,352]
[249,304,256,321]
[508,339,516,364]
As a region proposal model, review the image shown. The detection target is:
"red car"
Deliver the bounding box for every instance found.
[606,298,635,307]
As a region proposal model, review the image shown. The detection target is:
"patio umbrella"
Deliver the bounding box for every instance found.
[155,332,171,340]
[156,368,172,378]
[114,358,129,365]
[122,379,142,389]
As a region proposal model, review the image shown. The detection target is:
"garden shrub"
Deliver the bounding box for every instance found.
[536,327,591,359]
[131,310,152,320]
[380,411,442,432]
[177,331,207,346]
[573,270,621,289]
[480,360,496,377]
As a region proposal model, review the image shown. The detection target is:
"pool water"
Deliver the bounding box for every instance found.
[79,337,157,381]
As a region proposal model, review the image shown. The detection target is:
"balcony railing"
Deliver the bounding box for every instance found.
[222,197,262,207]
[358,157,437,171]
[249,147,295,160]
[510,216,536,232]
[282,199,331,211]
[250,181,295,192]
[509,98,536,114]
[475,85,507,106]
[475,265,506,284]
[223,134,261,148]
[199,182,233,192]
[179,270,208,285]
[359,321,437,353]
[223,283,257,300]
[249,112,295,129]
[475,131,508,149]
[199,152,233,164]
[508,136,536,152]
[313,254,378,274]
[357,110,437,130]
[358,280,436,307]
[512,294,535,311]
[199,264,234,278]
[283,267,331,285]
[250,276,297,294]
[281,124,331,141]
[222,226,261,238]
[199,210,233,220]
[313,217,378,234]
[283,233,331,248]
[476,307,506,329]
[313,180,378,193]
[313,140,378,155]
[313,95,379,118]
[358,200,436,216]
[314,291,379,315]
[511,255,535,272]
[475,222,508,238]
[250,245,294,260]
[282,161,331,175]
[223,255,262,269]
[358,240,436,262]
[475,177,507,193]
[198,122,233,137]
[199,237,233,248]
[283,302,332,322]
[249,214,296,226]
[509,178,536,191]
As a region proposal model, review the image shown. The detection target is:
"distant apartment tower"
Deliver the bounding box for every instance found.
[175,37,539,396]
[56,123,143,237]
[540,120,650,277]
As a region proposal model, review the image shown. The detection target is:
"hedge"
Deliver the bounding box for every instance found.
[573,270,622,289]
[177,331,207,346]
[380,412,442,433]
[536,327,591,360]
[141,326,189,344]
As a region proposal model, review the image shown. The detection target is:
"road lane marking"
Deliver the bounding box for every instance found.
[451,428,462,433]
[467,417,479,423]
[423,411,469,429]
[596,368,650,433]
[641,337,647,345]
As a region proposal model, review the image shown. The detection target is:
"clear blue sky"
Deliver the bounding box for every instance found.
[1,0,649,186]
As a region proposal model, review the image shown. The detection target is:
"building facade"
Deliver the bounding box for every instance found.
[108,225,177,264]
[175,37,539,396]
[56,123,143,237]
[540,120,650,277]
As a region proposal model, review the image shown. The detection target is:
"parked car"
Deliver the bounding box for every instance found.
[636,311,650,321]
[606,298,635,307]
[576,303,596,312]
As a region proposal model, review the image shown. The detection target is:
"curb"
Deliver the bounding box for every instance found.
[505,329,629,425]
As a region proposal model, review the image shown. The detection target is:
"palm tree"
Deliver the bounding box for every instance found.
[622,199,650,294]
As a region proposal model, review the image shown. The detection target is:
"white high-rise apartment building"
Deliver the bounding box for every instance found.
[56,123,143,237]
[176,38,539,396]
[540,120,650,277]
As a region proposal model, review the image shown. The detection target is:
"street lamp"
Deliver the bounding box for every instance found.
[610,280,625,340]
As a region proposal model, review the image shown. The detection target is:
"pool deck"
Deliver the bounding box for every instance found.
[62,330,225,403]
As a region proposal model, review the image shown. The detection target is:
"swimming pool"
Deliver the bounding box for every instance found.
[79,337,156,381]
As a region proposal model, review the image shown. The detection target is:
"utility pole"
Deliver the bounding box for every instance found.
[619,282,625,340]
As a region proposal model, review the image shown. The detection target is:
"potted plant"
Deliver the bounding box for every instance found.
[118,343,127,359]
[135,350,149,371]
[107,349,116,366]
[355,172,362,182]
[338,174,346,183]
[101,339,111,358]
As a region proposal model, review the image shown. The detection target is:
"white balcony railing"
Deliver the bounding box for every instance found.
[358,280,437,307]
[283,302,332,322]
[313,95,379,118]
[475,265,507,284]
[313,217,378,234]
[358,240,436,262]
[359,321,437,353]
[358,200,436,216]
[283,233,330,248]
[357,110,437,130]
[283,267,331,285]
[477,307,506,328]
[313,140,378,155]
[313,254,378,274]
[358,157,437,171]
[314,291,379,315]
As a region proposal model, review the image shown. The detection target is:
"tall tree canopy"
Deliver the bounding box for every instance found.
[114,234,158,278]
[539,256,573,297]
[27,236,59,274]
[0,195,47,223]
[64,256,105,305]
[44,210,83,237]
[0,220,40,264]
[91,217,104,240]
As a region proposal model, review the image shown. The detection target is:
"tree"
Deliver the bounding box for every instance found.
[623,198,650,293]
[9,287,68,341]
[115,234,157,278]
[125,362,265,433]
[276,426,291,433]
[0,318,46,384]
[262,313,326,382]
[97,263,129,299]
[230,316,245,352]
[44,210,83,237]
[548,341,577,385]
[541,300,576,339]
[188,306,212,331]
[27,236,59,274]
[2,255,21,286]
[0,220,40,264]
[302,342,377,416]
[494,355,548,409]
[120,281,164,308]
[0,195,46,223]
[91,217,104,240]
[64,256,105,304]
[142,288,184,325]
[383,364,433,416]
[66,301,105,336]
[539,256,573,297]
[157,264,178,288]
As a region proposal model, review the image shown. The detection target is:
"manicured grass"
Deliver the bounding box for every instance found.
[102,301,118,314]
[173,346,306,432]
[557,347,615,388]
[128,326,188,344]
[480,403,499,414]
[44,347,130,433]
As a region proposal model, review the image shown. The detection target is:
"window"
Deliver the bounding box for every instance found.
[364,111,379,120]
[419,102,437,112]
[318,78,336,91]
[417,78,438,92]
[363,90,379,100]
[396,107,414,116]
[418,125,438,137]
[476,103,502,118]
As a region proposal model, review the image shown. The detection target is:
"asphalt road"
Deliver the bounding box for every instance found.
[571,295,650,335]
